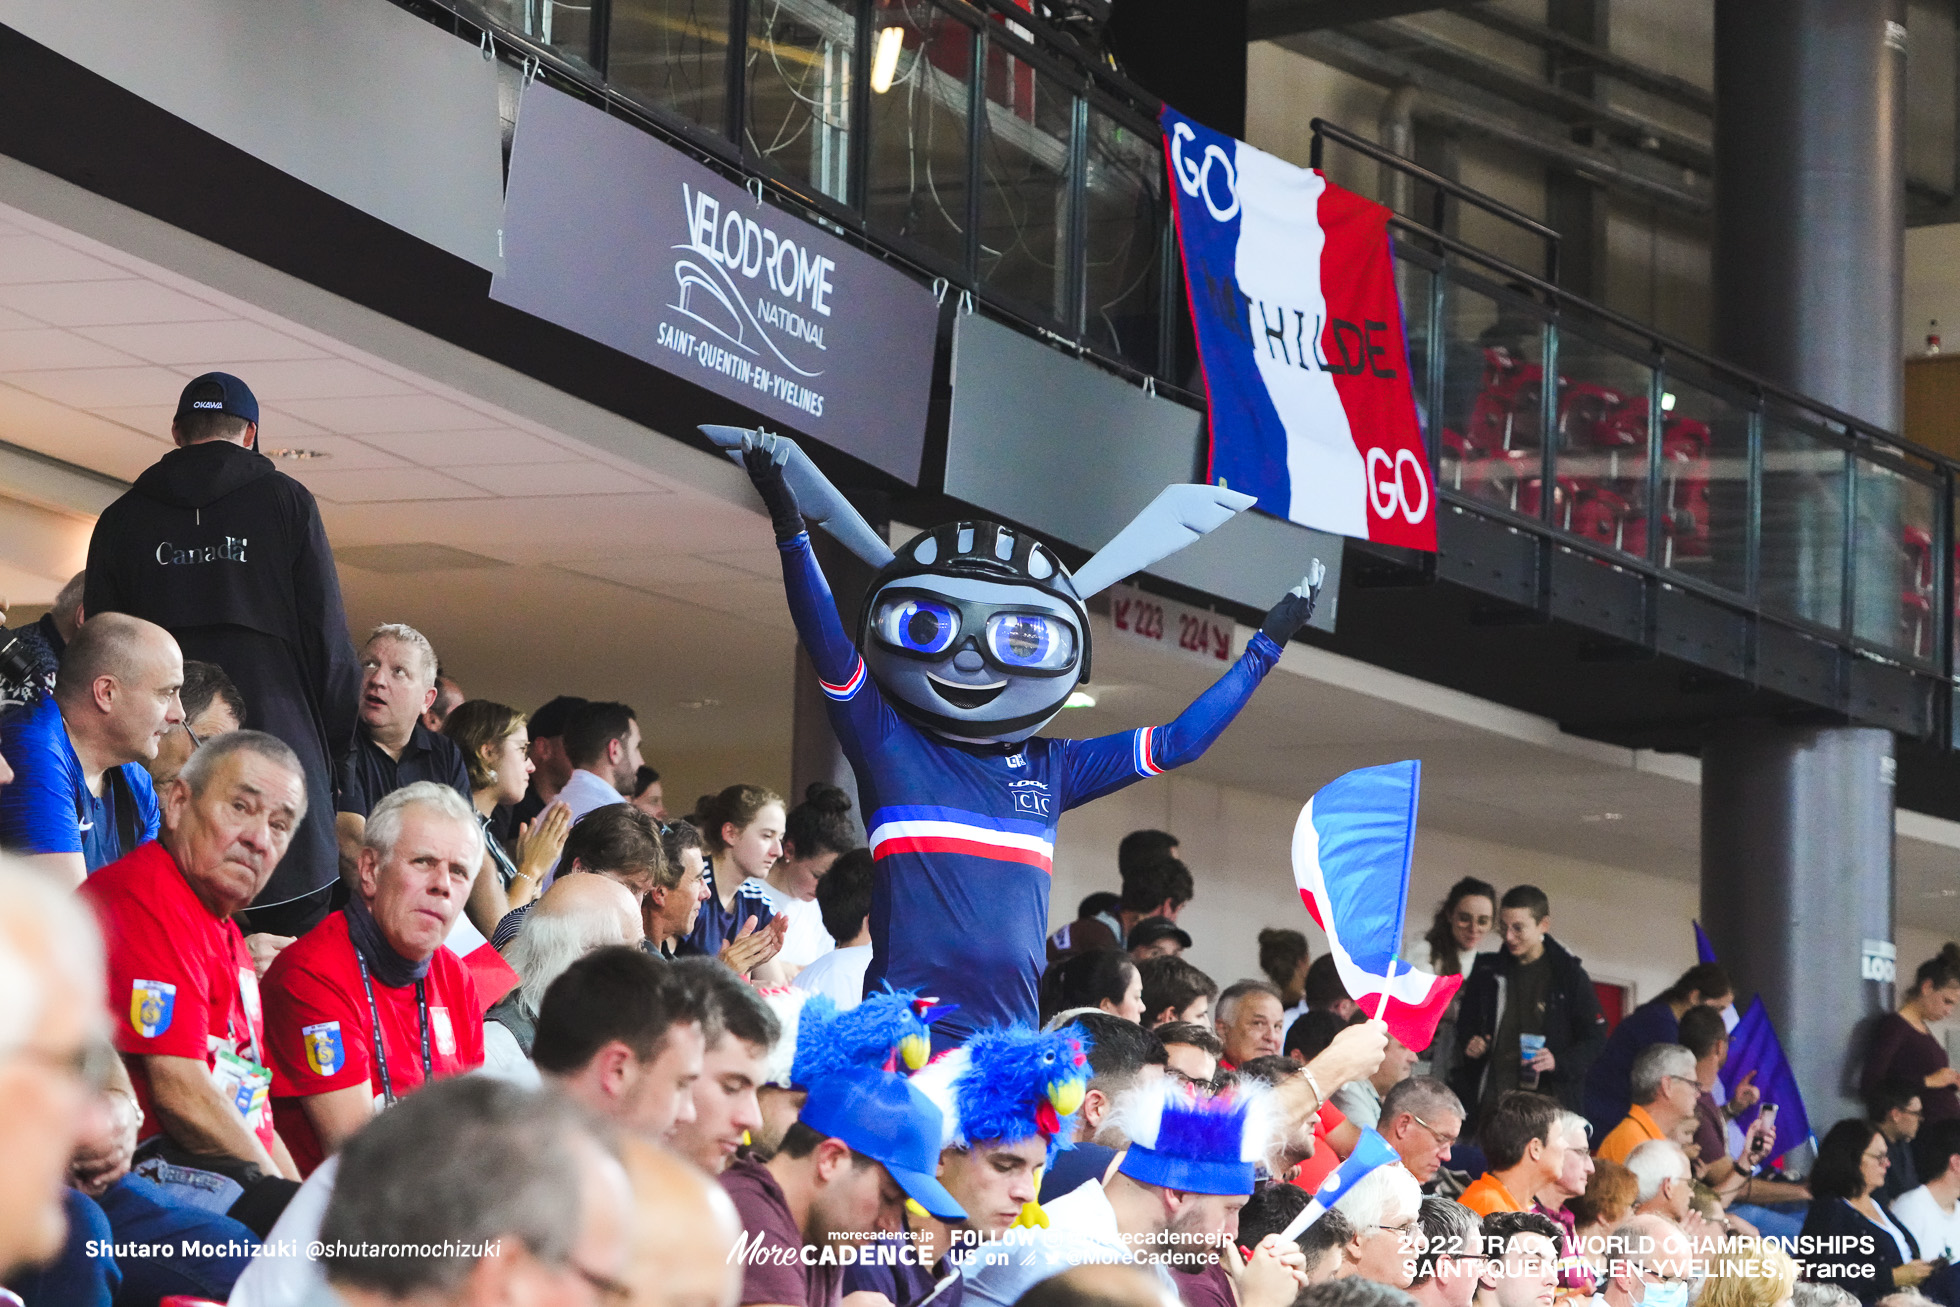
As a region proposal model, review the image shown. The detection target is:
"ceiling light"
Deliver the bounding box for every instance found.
[871,26,905,94]
[1580,812,1624,823]
[1064,689,1097,709]
[678,697,723,710]
[264,447,331,460]
[1660,392,1677,413]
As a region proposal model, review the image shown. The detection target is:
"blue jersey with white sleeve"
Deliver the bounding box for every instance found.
[775,532,1281,1043]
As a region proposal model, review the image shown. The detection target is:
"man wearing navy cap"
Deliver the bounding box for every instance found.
[84,372,361,938]
[720,1067,966,1307]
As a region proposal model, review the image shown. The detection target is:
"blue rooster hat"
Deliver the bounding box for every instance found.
[791,986,957,1087]
[1115,1080,1270,1196]
[913,1025,1091,1154]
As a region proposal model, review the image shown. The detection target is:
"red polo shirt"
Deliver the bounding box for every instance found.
[78,840,276,1153]
[262,909,482,1176]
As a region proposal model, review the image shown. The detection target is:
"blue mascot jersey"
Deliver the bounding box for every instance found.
[777,532,1283,1041]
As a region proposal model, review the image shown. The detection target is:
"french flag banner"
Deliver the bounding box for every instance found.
[445,910,520,1015]
[1163,107,1436,552]
[1291,760,1459,1051]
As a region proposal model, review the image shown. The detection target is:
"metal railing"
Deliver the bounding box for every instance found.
[1311,118,1957,703]
[399,0,1187,391]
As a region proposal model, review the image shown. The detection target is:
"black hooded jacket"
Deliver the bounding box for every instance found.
[1447,933,1608,1122]
[85,440,360,904]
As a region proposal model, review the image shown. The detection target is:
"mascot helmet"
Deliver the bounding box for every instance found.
[862,521,1091,743]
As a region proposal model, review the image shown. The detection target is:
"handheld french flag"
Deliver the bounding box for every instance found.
[1292,761,1459,1052]
[1722,997,1812,1162]
[1163,107,1436,552]
[1694,920,1719,965]
[1278,1128,1405,1242]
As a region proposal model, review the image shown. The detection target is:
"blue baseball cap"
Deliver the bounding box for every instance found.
[174,372,259,426]
[799,1068,967,1222]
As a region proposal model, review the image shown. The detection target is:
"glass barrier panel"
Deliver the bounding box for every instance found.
[1437,275,1547,519]
[609,0,733,134]
[1854,456,1938,662]
[746,0,858,203]
[1082,108,1162,372]
[1395,260,1435,450]
[1549,329,1653,557]
[485,0,596,67]
[976,42,1073,323]
[1759,414,1848,631]
[1650,371,1750,595]
[864,1,975,270]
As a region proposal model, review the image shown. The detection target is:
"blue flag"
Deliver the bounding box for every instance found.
[1277,1129,1405,1241]
[1694,921,1718,965]
[1721,998,1810,1160]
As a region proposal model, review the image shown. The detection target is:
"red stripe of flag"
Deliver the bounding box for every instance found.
[874,835,1053,873]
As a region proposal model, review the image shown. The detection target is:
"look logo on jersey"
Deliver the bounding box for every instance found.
[303,1021,345,1076]
[130,980,176,1038]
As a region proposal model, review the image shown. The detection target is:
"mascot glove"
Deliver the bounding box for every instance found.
[741,430,807,542]
[1259,559,1327,645]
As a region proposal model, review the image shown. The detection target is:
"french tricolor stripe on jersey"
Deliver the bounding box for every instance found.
[1163,107,1435,552]
[821,656,867,701]
[1133,727,1164,777]
[869,805,1057,874]
[1290,761,1459,1052]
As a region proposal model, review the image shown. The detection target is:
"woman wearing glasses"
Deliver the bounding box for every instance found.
[441,700,571,937]
[1799,1118,1936,1303]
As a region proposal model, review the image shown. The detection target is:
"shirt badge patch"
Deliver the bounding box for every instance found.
[303,1021,345,1077]
[129,980,176,1039]
[430,1006,456,1057]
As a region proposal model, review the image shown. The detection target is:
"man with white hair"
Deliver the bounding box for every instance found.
[1624,1139,1694,1225]
[1532,1112,1596,1294]
[1591,1213,1693,1307]
[332,623,471,878]
[482,873,644,1085]
[79,729,311,1244]
[0,855,110,1279]
[1333,1157,1425,1286]
[1596,1045,1698,1166]
[263,781,485,1175]
[0,611,184,884]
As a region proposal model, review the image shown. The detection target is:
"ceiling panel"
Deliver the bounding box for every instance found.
[281,392,499,433]
[0,278,234,325]
[442,461,667,497]
[0,234,131,282]
[76,319,331,365]
[0,327,143,370]
[286,465,488,503]
[225,358,424,401]
[0,363,189,407]
[363,428,577,466]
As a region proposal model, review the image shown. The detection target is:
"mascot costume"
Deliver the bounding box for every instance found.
[706,425,1324,1046]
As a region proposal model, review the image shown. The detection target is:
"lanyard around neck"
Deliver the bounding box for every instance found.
[354,950,430,1106]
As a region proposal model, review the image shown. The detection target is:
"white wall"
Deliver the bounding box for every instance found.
[1905,224,1960,359]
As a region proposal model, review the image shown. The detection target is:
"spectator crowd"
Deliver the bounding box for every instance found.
[0,371,1958,1307]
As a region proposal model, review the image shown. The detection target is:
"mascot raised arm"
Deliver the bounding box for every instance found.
[705,425,1325,1047]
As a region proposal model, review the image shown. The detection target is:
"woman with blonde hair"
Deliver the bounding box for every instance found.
[1697,1237,1798,1307]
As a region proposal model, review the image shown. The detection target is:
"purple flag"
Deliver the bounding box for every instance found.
[1721,997,1811,1160]
[1694,921,1718,965]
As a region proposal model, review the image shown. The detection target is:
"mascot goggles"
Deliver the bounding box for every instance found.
[870,590,1080,676]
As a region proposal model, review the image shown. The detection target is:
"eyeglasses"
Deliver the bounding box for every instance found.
[1376,1221,1420,1237]
[182,721,203,749]
[1410,1112,1460,1148]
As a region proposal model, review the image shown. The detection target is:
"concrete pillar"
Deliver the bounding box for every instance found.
[1713,0,1905,429]
[1700,725,1896,1132]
